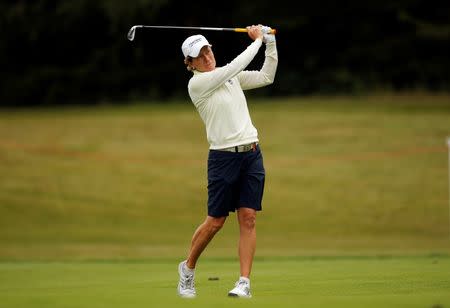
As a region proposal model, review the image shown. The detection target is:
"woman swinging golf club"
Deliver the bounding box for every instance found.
[177,24,278,298]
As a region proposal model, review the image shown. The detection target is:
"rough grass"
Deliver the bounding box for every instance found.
[0,93,449,260]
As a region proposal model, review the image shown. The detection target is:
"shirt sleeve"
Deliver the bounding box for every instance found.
[236,41,278,90]
[188,38,263,104]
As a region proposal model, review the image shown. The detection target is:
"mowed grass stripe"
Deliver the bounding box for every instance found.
[0,256,449,308]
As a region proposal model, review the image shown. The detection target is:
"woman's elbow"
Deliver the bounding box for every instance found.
[263,75,275,85]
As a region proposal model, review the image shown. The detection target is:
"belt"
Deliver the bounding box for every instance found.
[217,142,258,153]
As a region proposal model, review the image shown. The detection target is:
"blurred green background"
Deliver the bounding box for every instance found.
[1,94,449,260]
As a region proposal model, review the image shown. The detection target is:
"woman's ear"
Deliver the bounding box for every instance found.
[184,57,194,71]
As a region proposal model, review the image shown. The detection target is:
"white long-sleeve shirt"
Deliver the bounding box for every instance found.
[187,38,278,149]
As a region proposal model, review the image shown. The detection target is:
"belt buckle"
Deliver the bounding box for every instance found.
[227,142,257,153]
[242,143,256,152]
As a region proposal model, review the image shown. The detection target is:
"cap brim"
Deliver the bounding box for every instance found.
[189,43,212,58]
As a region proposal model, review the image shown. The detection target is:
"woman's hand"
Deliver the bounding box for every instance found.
[246,25,263,41]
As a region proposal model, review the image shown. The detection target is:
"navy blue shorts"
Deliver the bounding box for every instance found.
[207,144,265,217]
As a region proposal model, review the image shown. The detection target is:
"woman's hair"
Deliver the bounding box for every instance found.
[184,56,194,71]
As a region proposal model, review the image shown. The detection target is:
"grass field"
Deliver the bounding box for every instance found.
[1,93,450,306]
[1,256,449,308]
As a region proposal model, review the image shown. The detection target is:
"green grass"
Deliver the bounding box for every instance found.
[0,93,449,260]
[1,93,450,307]
[1,256,449,308]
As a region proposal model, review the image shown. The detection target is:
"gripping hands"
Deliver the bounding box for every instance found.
[261,26,276,44]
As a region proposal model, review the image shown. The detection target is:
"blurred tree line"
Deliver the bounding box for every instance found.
[1,0,449,106]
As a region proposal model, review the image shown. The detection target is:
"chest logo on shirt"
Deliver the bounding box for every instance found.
[227,79,234,85]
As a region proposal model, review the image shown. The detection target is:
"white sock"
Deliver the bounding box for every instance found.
[239,276,250,284]
[183,261,195,275]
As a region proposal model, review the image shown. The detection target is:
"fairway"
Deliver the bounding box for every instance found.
[1,256,449,308]
[1,94,450,306]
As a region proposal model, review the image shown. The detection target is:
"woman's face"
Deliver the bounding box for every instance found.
[191,45,216,72]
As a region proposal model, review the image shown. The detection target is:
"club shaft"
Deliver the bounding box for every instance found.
[141,25,235,31]
[132,25,276,34]
[127,25,276,41]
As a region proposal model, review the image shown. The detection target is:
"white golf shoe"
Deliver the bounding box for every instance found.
[177,261,196,298]
[228,277,252,298]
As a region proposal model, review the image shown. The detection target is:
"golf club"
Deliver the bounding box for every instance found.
[127,25,277,41]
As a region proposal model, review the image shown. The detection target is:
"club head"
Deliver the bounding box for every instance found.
[127,26,137,41]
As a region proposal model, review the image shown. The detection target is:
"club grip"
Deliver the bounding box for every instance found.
[234,28,277,35]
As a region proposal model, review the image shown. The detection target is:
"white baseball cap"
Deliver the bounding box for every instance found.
[181,34,211,58]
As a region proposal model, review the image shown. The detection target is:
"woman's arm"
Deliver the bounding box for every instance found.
[237,41,278,90]
[189,38,263,102]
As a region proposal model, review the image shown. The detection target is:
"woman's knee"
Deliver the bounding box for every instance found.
[238,209,256,230]
[205,216,226,233]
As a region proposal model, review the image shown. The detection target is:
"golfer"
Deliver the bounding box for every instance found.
[177,25,278,298]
